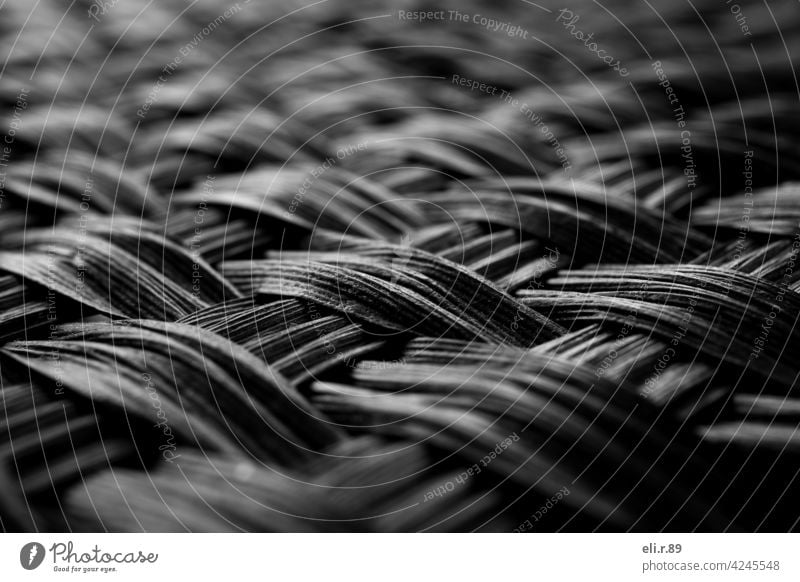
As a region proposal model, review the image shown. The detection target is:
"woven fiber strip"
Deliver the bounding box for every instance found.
[1,0,799,532]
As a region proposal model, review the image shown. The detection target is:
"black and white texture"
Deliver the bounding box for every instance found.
[0,0,799,532]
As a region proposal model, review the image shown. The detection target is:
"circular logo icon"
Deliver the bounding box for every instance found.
[20,542,46,570]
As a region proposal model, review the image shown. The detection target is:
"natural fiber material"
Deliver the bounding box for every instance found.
[1,0,799,531]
